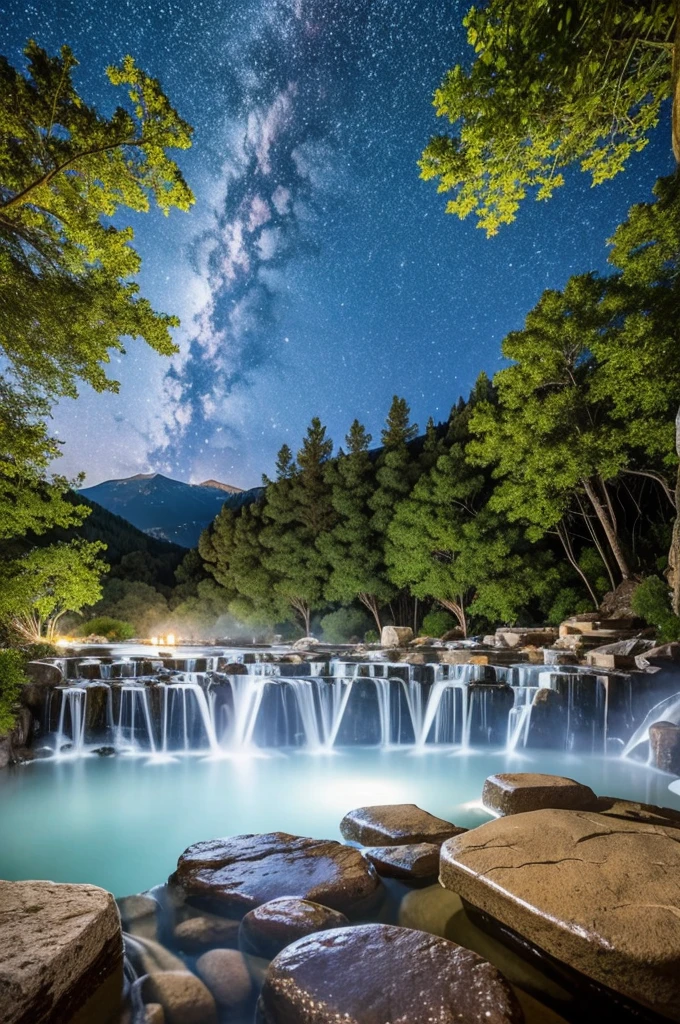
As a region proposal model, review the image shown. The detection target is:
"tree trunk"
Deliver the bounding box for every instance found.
[672,0,680,163]
[438,598,467,637]
[556,519,599,607]
[581,477,632,581]
[358,593,382,633]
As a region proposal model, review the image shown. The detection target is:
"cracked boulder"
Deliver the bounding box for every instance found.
[239,897,348,960]
[170,832,382,918]
[440,808,680,1020]
[257,923,523,1024]
[340,803,465,846]
[482,773,599,816]
[0,880,124,1024]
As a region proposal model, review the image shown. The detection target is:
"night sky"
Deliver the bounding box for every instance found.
[3,0,675,488]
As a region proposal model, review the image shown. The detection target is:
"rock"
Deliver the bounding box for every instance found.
[257,923,523,1024]
[441,628,465,641]
[143,971,217,1024]
[542,649,579,666]
[117,893,158,940]
[649,721,680,774]
[195,949,253,1009]
[93,745,116,756]
[585,638,654,670]
[496,629,557,649]
[599,580,640,619]
[291,637,319,650]
[25,660,64,688]
[0,736,10,770]
[468,683,514,745]
[363,843,440,880]
[398,883,463,937]
[440,808,680,1020]
[173,913,240,952]
[222,662,248,675]
[525,688,566,749]
[380,625,413,647]
[145,1004,165,1024]
[172,832,382,918]
[340,803,465,846]
[239,897,348,959]
[594,796,680,831]
[482,773,599,816]
[635,642,680,670]
[124,935,186,975]
[0,880,123,1024]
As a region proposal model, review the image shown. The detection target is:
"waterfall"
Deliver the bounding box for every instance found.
[55,687,87,753]
[114,685,157,754]
[415,665,476,749]
[621,691,680,759]
[506,687,539,751]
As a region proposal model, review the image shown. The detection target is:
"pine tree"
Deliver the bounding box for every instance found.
[319,419,394,632]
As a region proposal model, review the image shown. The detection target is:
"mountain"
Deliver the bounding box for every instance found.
[79,473,263,548]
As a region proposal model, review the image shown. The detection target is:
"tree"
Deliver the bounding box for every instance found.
[1,40,194,400]
[319,419,394,631]
[467,275,637,583]
[261,420,334,634]
[0,540,107,642]
[420,1,678,236]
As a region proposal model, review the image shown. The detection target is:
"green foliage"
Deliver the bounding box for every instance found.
[364,629,379,644]
[420,1,676,234]
[546,588,595,628]
[0,540,106,642]
[0,40,194,401]
[0,649,26,734]
[88,578,169,637]
[420,609,455,637]
[320,607,372,644]
[78,616,135,641]
[631,576,680,641]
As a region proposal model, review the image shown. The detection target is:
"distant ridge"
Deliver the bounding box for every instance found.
[79,473,262,548]
[199,479,244,494]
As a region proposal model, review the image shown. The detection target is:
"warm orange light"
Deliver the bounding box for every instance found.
[166,633,176,646]
[150,636,159,646]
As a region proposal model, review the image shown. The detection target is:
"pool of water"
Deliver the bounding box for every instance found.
[1,747,677,897]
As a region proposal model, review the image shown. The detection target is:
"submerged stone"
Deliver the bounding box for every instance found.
[239,897,348,959]
[171,832,382,918]
[340,803,464,846]
[482,773,599,816]
[195,949,253,1010]
[143,971,217,1024]
[0,880,123,1024]
[363,842,440,879]
[440,808,680,1020]
[257,923,523,1024]
[173,913,240,952]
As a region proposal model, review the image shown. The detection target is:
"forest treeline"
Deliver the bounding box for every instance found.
[198,173,680,640]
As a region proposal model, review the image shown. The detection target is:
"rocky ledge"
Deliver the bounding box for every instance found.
[440,807,680,1020]
[0,880,123,1024]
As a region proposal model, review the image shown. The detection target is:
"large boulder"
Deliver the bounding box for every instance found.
[239,897,348,960]
[0,880,123,1024]
[440,808,680,1020]
[171,832,382,918]
[363,843,440,880]
[649,721,680,774]
[340,803,465,846]
[257,923,523,1024]
[482,773,599,816]
[380,625,413,648]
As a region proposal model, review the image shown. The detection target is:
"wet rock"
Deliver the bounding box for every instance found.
[0,736,10,770]
[594,795,680,831]
[143,971,217,1024]
[585,638,653,670]
[93,745,116,756]
[25,660,64,688]
[145,1004,165,1024]
[239,897,348,959]
[468,683,514,745]
[496,628,558,648]
[441,628,465,641]
[482,773,599,816]
[172,832,382,918]
[525,688,566,748]
[117,893,158,939]
[84,682,110,742]
[340,803,465,846]
[0,880,123,1024]
[257,923,523,1024]
[635,642,680,670]
[124,935,186,975]
[363,843,440,880]
[173,913,240,952]
[380,625,413,647]
[440,808,680,1020]
[649,721,680,774]
[222,662,248,675]
[196,949,252,1010]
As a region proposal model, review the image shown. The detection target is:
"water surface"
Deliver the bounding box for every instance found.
[0,748,677,896]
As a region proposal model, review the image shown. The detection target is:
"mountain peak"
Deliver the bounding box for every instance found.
[199,479,244,494]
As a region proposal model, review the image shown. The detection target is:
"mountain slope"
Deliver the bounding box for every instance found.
[79,474,262,547]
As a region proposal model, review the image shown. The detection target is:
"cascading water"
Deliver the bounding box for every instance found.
[38,648,680,761]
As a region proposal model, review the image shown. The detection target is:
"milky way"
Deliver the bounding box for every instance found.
[3,0,675,486]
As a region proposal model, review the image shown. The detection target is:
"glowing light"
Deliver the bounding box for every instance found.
[166,633,176,646]
[55,638,70,647]
[150,636,159,646]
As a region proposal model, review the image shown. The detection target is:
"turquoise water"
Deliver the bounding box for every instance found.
[0,747,678,897]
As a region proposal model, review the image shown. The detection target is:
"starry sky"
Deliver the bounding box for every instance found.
[3,0,676,488]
